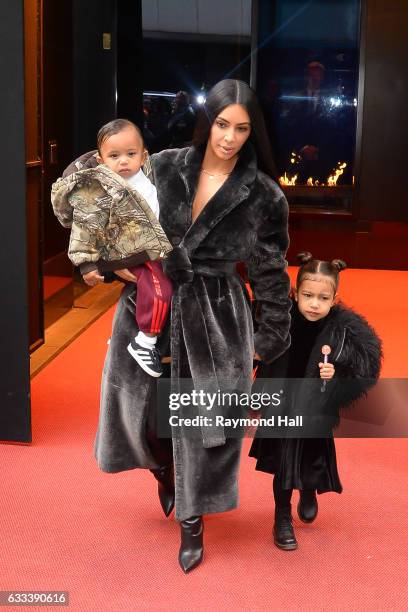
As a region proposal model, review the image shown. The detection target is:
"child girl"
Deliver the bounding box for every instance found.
[250,252,382,550]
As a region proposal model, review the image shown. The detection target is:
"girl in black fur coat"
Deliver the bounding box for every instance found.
[250,252,382,550]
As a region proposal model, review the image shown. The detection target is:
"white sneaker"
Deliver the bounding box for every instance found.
[127,339,163,377]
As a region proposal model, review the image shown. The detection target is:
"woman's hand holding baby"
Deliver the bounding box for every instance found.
[83,268,138,285]
[114,268,137,282]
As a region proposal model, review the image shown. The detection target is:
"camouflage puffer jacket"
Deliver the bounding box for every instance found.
[51,158,172,274]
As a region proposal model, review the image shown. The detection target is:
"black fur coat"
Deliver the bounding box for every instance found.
[253,299,382,430]
[95,142,291,520]
[287,300,382,430]
[249,300,382,489]
[152,142,291,362]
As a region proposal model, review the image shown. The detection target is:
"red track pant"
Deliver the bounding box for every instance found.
[129,260,172,335]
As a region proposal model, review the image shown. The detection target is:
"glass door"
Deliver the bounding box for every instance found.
[255,0,361,212]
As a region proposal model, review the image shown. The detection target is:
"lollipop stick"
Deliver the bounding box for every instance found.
[320,345,331,393]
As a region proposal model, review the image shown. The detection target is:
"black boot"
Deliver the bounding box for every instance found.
[178,516,204,573]
[150,466,175,517]
[297,489,318,523]
[273,505,298,550]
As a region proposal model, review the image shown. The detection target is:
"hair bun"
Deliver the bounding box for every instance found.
[297,251,313,264]
[331,258,347,271]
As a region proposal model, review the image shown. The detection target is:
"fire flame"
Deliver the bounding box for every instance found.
[279,172,298,186]
[279,161,347,187]
[327,162,347,187]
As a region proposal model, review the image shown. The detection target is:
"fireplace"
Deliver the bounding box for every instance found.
[279,154,352,211]
[255,0,361,213]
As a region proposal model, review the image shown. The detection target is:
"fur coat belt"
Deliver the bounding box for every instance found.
[164,244,244,448]
[164,245,237,284]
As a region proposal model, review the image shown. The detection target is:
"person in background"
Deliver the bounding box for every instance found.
[167,90,196,148]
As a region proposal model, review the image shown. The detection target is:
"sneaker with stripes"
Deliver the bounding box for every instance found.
[127,339,163,377]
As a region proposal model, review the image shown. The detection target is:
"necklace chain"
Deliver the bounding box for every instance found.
[201,167,232,179]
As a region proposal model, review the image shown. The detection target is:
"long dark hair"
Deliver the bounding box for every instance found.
[193,79,278,180]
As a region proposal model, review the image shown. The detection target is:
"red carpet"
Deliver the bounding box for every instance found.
[1,268,408,610]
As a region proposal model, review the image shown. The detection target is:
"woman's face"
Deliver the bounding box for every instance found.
[209,104,251,161]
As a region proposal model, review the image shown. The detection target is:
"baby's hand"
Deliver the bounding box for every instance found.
[318,362,335,380]
[114,268,137,282]
[83,269,104,286]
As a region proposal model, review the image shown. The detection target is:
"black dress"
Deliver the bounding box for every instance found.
[249,302,343,494]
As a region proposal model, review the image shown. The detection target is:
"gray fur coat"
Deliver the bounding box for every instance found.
[94,142,291,520]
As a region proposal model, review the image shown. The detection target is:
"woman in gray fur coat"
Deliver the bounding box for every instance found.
[93,79,291,572]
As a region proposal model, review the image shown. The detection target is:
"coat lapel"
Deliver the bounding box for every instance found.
[179,142,258,255]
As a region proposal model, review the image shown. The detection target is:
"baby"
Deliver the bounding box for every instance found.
[52,119,172,377]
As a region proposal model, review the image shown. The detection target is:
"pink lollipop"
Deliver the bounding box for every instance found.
[321,345,331,361]
[320,345,332,392]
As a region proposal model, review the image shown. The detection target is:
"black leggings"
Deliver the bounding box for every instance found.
[273,475,293,509]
